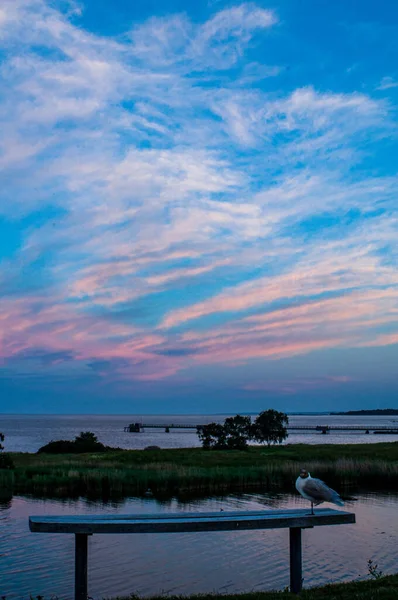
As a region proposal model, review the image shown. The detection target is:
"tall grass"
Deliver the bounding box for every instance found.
[6,443,398,499]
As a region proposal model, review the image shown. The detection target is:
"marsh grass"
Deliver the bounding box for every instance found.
[7,442,398,499]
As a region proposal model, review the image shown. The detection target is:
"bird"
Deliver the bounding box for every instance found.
[295,468,344,515]
[144,488,153,497]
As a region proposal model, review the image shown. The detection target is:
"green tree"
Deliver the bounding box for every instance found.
[75,431,99,444]
[224,415,252,450]
[252,409,289,446]
[197,423,227,449]
[197,415,252,450]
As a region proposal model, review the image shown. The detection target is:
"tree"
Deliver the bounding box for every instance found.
[224,415,252,450]
[252,409,289,446]
[75,431,99,444]
[197,415,252,450]
[197,423,227,449]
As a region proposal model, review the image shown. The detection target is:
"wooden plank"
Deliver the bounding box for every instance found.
[75,534,88,600]
[28,508,351,522]
[289,528,302,594]
[28,508,308,524]
[29,508,355,534]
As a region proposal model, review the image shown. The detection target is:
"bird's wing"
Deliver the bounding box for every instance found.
[303,478,334,502]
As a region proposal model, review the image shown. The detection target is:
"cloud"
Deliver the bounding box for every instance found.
[377,76,398,91]
[243,375,355,395]
[129,3,276,71]
[0,0,397,391]
[211,85,386,151]
[5,348,76,366]
[194,4,277,68]
[161,233,398,329]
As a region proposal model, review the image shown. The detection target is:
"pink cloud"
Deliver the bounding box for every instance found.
[161,252,398,329]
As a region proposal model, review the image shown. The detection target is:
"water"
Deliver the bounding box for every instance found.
[2,414,398,452]
[1,491,397,599]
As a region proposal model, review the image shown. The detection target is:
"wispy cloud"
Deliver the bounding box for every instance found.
[243,375,355,395]
[377,76,398,91]
[0,0,397,394]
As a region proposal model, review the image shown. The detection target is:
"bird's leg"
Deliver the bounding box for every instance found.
[306,502,314,516]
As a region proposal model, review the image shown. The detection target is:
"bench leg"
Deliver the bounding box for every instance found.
[289,527,302,594]
[75,533,88,600]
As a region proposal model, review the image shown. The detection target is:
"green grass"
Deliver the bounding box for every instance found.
[110,575,398,600]
[4,575,398,600]
[6,442,398,499]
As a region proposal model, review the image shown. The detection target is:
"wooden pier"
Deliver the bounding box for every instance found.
[29,508,355,598]
[124,422,398,434]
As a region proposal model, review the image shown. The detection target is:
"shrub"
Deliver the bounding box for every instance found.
[0,433,14,469]
[38,431,108,454]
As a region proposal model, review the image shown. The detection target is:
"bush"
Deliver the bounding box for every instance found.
[0,433,14,469]
[0,452,14,469]
[38,431,108,454]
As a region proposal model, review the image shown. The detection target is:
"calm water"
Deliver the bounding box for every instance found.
[1,491,398,599]
[1,414,398,598]
[2,414,398,452]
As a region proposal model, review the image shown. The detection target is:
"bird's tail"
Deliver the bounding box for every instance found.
[332,493,344,507]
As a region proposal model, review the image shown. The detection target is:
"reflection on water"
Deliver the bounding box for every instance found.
[1,491,398,599]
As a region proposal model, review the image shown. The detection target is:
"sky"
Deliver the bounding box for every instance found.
[0,0,397,414]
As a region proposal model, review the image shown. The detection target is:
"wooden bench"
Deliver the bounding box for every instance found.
[29,508,355,599]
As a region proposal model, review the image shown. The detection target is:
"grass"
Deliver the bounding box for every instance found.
[4,441,398,499]
[4,576,398,600]
[109,575,398,600]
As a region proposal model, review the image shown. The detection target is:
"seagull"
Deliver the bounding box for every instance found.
[296,468,344,515]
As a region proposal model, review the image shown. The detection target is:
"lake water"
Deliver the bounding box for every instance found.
[1,491,398,599]
[2,413,398,452]
[2,414,398,598]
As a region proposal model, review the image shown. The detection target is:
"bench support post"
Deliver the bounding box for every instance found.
[75,533,88,600]
[289,527,302,594]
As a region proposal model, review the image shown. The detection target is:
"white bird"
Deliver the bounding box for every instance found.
[296,468,344,514]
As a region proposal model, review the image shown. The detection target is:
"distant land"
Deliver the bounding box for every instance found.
[235,412,330,416]
[331,409,398,416]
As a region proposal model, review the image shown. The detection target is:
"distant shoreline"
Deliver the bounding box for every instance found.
[331,409,398,416]
[1,410,397,417]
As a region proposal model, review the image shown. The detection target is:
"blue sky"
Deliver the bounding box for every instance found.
[0,0,397,414]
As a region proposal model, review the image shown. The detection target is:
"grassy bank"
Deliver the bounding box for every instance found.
[3,441,398,499]
[111,575,398,600]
